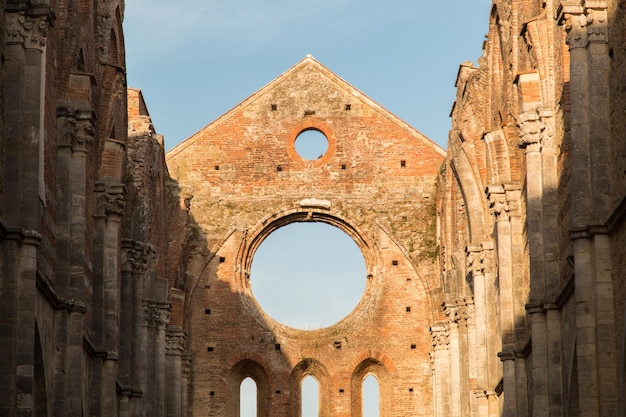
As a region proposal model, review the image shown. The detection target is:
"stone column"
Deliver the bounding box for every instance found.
[445,302,462,417]
[165,329,186,417]
[181,355,192,417]
[2,8,49,416]
[467,243,490,417]
[143,301,170,417]
[431,324,450,417]
[518,111,550,417]
[444,299,473,417]
[97,184,126,417]
[487,185,518,417]
[560,5,617,417]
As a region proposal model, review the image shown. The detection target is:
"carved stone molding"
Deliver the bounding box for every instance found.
[430,325,450,351]
[486,184,520,220]
[166,330,186,355]
[466,242,495,276]
[143,301,170,329]
[6,13,49,51]
[95,182,126,218]
[518,109,556,150]
[444,298,475,327]
[517,111,544,148]
[57,108,96,152]
[121,239,157,274]
[182,355,192,379]
[562,7,607,49]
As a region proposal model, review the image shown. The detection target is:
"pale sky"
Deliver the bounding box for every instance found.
[123,1,493,414]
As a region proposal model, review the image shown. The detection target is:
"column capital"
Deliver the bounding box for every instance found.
[166,329,186,355]
[5,12,50,51]
[560,6,607,49]
[95,182,126,218]
[486,184,521,220]
[430,325,450,351]
[121,239,157,273]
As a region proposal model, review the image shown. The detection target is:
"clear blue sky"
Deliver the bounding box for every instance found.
[124,1,492,151]
[123,1,492,414]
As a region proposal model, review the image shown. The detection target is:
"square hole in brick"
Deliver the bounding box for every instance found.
[215,165,219,170]
[339,388,345,393]
[275,390,281,394]
[406,306,411,312]
[277,166,282,172]
[207,346,215,352]
[210,391,215,396]
[219,256,225,263]
[334,341,342,349]
[345,104,351,111]
[341,164,346,170]
[410,344,416,349]
[401,160,406,168]
[271,104,277,111]
[205,308,211,314]
[392,260,398,266]
[274,343,281,351]
[409,388,414,392]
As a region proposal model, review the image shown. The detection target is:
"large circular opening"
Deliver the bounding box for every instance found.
[294,129,329,160]
[250,222,367,329]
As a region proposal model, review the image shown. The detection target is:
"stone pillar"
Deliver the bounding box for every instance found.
[560,4,617,417]
[165,329,186,417]
[444,299,473,417]
[487,185,518,417]
[143,301,170,417]
[181,356,192,417]
[467,243,495,417]
[445,303,462,417]
[93,183,126,417]
[2,8,49,416]
[518,111,549,417]
[431,324,450,417]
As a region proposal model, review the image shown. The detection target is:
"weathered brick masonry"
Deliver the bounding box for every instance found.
[5,0,626,416]
[166,56,446,417]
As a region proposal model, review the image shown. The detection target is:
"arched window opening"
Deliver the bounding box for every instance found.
[240,377,257,417]
[302,375,319,417]
[363,374,379,417]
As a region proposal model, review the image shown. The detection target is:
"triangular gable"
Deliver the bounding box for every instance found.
[167,55,445,159]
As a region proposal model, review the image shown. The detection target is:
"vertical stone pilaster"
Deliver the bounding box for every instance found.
[444,299,474,417]
[487,183,522,417]
[181,355,192,417]
[143,301,170,417]
[559,4,617,416]
[92,183,126,417]
[165,329,185,417]
[431,324,450,417]
[466,242,499,417]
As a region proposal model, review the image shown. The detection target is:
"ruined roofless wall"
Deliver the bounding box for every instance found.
[166,56,445,417]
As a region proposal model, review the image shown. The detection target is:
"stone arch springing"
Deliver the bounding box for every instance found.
[482,129,512,185]
[289,358,332,417]
[227,358,270,417]
[450,150,488,243]
[350,356,393,417]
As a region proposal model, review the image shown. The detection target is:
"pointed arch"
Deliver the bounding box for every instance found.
[227,358,270,417]
[350,355,393,417]
[450,149,488,243]
[290,358,331,417]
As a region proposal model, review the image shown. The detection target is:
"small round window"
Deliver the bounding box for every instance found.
[294,129,329,160]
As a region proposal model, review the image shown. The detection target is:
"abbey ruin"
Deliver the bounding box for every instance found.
[2,0,626,416]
